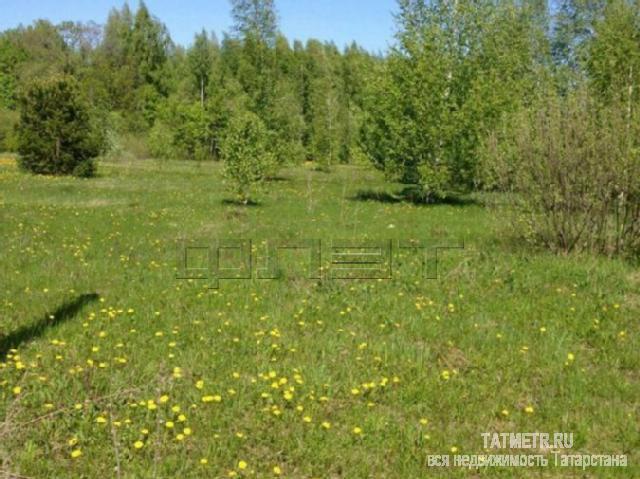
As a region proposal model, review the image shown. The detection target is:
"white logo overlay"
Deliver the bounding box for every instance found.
[427,433,628,470]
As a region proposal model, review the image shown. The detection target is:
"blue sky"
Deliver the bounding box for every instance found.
[0,0,398,53]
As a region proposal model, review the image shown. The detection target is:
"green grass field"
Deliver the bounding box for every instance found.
[0,155,638,478]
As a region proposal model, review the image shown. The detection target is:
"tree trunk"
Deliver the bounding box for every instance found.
[201,77,205,110]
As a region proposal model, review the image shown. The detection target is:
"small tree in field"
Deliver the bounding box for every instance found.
[221,111,275,204]
[17,75,102,177]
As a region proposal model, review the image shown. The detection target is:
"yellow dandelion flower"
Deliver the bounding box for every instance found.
[96,416,107,424]
[134,440,144,449]
[273,465,282,475]
[238,460,248,470]
[12,386,21,395]
[165,421,175,429]
[321,421,331,429]
[71,449,82,459]
[202,395,222,403]
[353,426,363,435]
[524,406,534,414]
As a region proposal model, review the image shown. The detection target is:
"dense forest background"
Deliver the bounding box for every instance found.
[0,0,378,170]
[0,0,638,197]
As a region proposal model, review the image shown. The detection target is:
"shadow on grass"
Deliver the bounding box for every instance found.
[352,190,402,204]
[0,293,99,358]
[222,199,261,207]
[352,187,479,206]
[265,175,290,182]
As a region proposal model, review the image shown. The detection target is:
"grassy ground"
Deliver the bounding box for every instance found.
[0,155,638,478]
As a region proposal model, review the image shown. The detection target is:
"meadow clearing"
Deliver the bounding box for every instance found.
[0,154,638,478]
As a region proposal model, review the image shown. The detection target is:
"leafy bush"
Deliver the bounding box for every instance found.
[0,72,18,110]
[220,111,275,204]
[360,2,543,201]
[0,108,18,151]
[71,159,97,178]
[149,98,223,161]
[170,102,216,161]
[482,89,640,256]
[148,121,176,160]
[17,75,103,177]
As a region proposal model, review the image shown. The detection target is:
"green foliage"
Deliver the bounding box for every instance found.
[91,2,171,127]
[362,0,545,198]
[0,108,18,151]
[133,83,163,129]
[150,98,220,161]
[0,34,25,108]
[4,0,638,228]
[304,41,342,170]
[552,0,606,69]
[93,5,136,111]
[483,89,640,256]
[220,111,275,203]
[231,0,278,45]
[17,75,103,177]
[0,72,17,109]
[188,30,215,107]
[130,2,171,91]
[0,2,374,167]
[268,77,306,164]
[147,121,175,159]
[587,0,640,106]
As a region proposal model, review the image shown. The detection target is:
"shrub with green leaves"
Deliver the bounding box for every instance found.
[220,111,275,204]
[482,89,640,256]
[361,1,543,201]
[149,98,225,162]
[0,108,18,152]
[17,75,103,177]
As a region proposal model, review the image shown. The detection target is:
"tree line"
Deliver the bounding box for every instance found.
[1,0,639,252]
[0,0,374,172]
